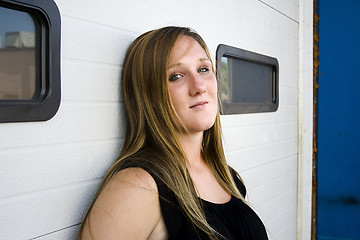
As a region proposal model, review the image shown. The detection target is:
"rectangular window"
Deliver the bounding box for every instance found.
[216,44,279,114]
[0,0,61,123]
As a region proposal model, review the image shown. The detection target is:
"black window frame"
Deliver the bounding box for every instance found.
[0,0,61,123]
[216,44,279,114]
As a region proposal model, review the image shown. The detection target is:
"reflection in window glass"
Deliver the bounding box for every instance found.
[219,57,230,103]
[220,56,274,104]
[0,6,37,100]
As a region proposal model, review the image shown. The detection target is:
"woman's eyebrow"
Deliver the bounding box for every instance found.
[199,57,210,63]
[167,62,182,70]
[167,58,210,70]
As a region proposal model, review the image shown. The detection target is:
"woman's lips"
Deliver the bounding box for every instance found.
[190,101,209,108]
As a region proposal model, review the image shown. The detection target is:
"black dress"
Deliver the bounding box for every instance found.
[128,166,269,240]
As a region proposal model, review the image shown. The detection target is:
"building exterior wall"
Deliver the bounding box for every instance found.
[0,48,35,99]
[0,0,313,239]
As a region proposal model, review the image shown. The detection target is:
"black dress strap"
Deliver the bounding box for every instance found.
[148,171,186,240]
[119,164,250,239]
[229,167,247,198]
[119,164,187,239]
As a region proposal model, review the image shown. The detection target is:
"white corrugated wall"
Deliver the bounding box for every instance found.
[0,0,313,239]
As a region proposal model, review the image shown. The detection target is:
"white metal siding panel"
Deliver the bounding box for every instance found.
[259,0,299,22]
[219,1,300,239]
[61,60,121,102]
[0,140,120,199]
[0,0,304,239]
[298,0,314,239]
[0,181,100,239]
[33,225,80,240]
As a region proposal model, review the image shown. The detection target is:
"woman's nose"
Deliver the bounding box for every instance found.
[189,73,206,96]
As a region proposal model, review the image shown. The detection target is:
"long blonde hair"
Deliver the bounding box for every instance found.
[80,26,244,239]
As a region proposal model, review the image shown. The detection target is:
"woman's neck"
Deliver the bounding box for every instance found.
[178,132,204,167]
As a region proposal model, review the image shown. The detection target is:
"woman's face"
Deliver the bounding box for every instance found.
[167,36,218,134]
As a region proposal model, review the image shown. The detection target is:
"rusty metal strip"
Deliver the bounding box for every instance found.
[312,0,319,238]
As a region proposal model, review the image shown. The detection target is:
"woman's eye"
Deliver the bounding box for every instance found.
[198,67,209,73]
[169,74,181,81]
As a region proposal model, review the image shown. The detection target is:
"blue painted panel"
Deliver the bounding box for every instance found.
[317,0,360,239]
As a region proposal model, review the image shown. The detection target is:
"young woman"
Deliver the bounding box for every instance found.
[80,26,268,240]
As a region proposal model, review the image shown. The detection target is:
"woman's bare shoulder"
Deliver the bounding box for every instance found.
[111,167,158,192]
[80,167,163,240]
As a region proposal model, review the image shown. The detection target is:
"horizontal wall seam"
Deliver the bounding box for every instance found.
[0,178,102,204]
[29,223,80,240]
[0,137,123,152]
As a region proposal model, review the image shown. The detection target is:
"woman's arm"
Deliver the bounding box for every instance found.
[80,167,166,240]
